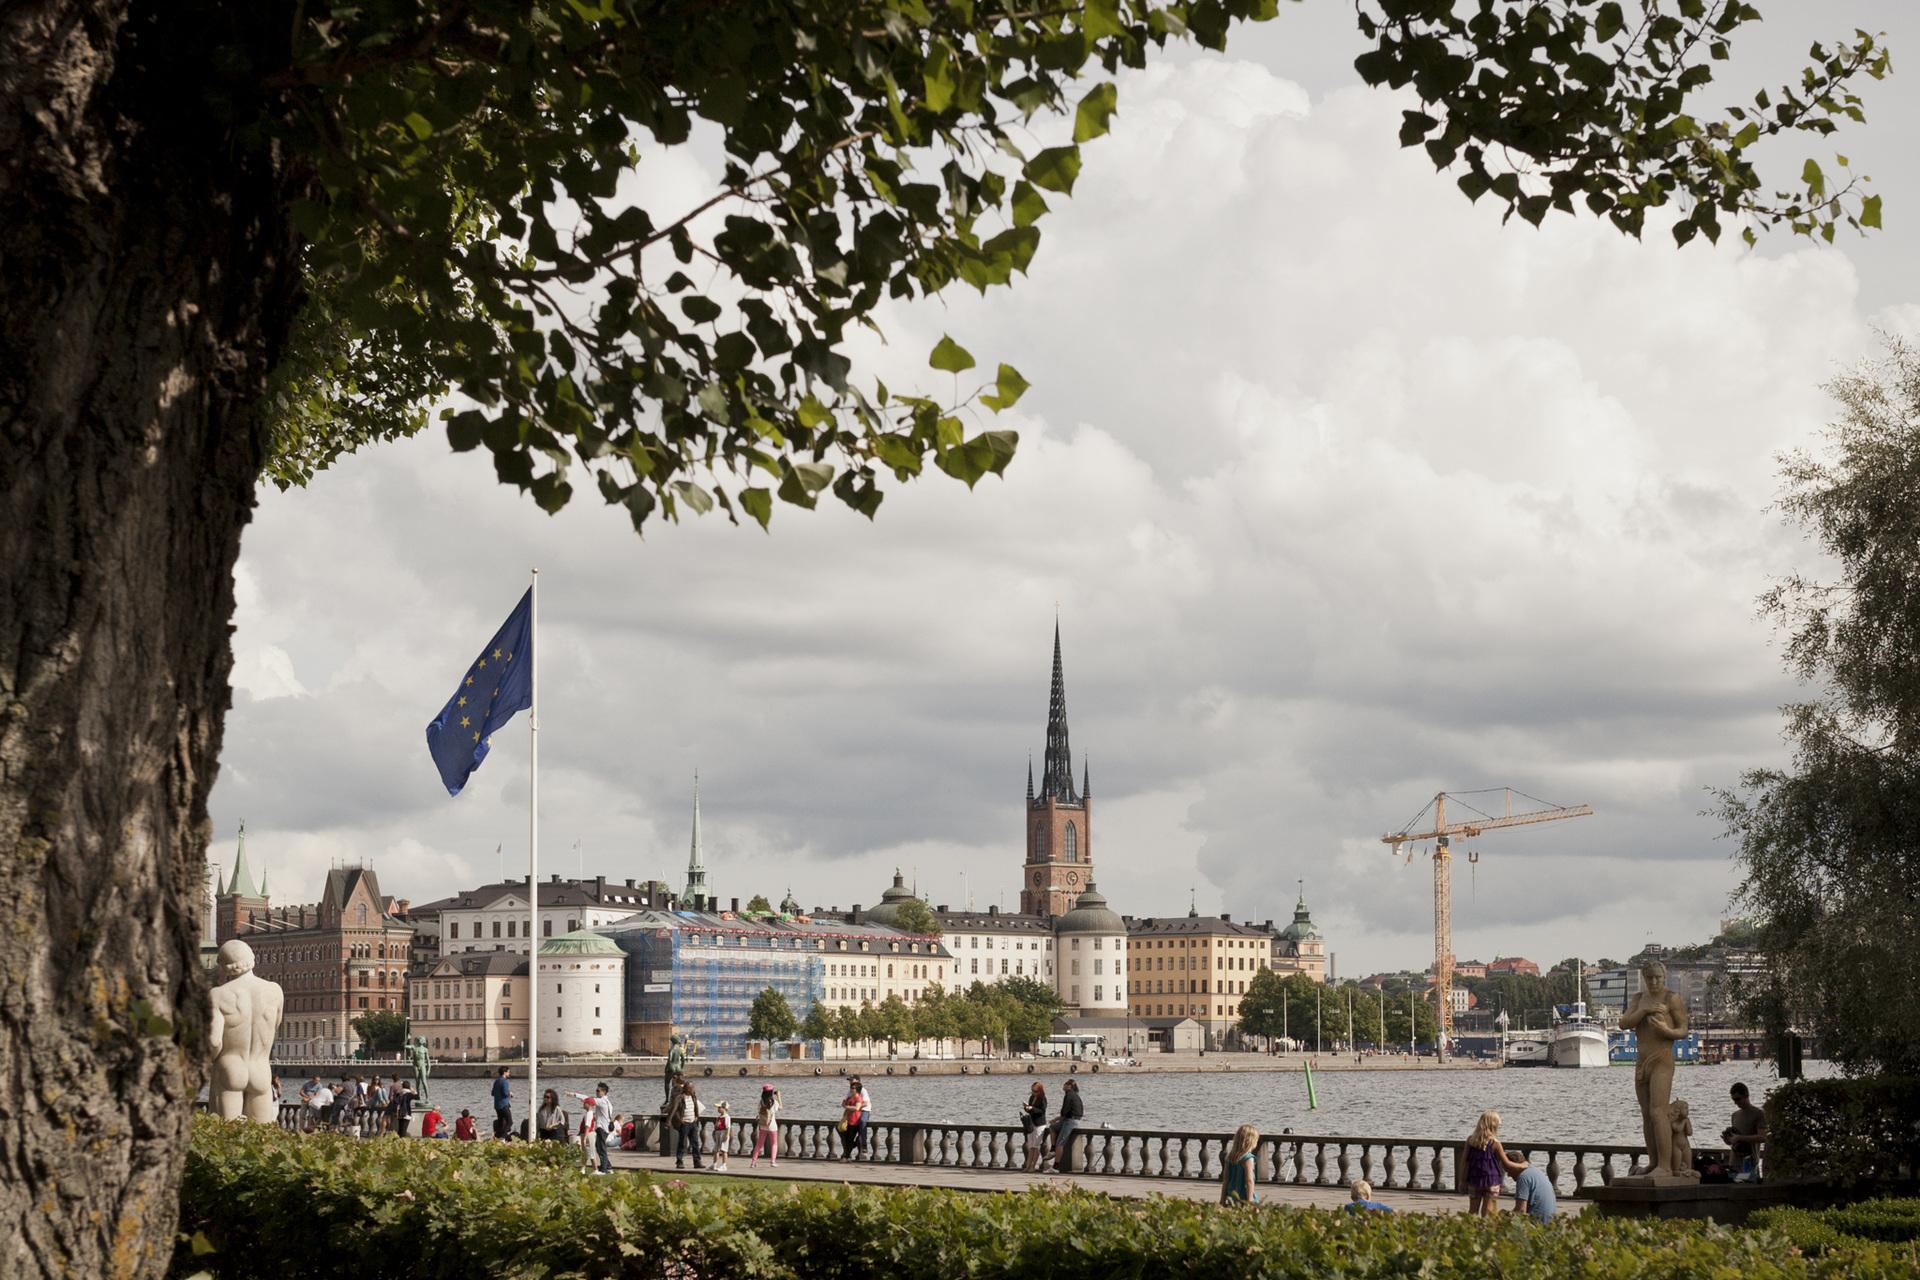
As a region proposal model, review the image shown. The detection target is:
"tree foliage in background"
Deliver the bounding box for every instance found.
[891,898,941,937]
[350,1010,408,1055]
[1718,338,1920,1077]
[747,987,799,1047]
[745,895,775,915]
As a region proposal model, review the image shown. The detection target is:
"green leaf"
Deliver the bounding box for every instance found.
[1803,158,1825,199]
[740,487,774,529]
[1860,193,1883,229]
[1025,146,1082,195]
[1084,0,1124,40]
[1010,180,1050,228]
[1073,83,1119,143]
[670,480,713,515]
[1595,2,1625,43]
[929,335,976,374]
[403,112,434,141]
[978,363,1031,412]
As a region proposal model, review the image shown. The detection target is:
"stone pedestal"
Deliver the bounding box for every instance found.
[1586,1181,1785,1224]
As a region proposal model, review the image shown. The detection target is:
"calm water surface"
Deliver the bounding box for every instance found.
[358,1059,1830,1147]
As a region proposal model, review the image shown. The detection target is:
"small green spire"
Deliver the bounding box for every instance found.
[226,821,260,898]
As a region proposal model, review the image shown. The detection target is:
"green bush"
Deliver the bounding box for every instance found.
[1755,1198,1920,1254]
[1766,1077,1920,1185]
[175,1118,1920,1280]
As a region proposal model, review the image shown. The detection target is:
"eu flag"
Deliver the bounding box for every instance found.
[426,588,533,796]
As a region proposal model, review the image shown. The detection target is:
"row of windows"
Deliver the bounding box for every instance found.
[447,917,572,940]
[1064,984,1117,1003]
[1131,955,1268,972]
[1135,978,1252,995]
[966,957,1048,977]
[952,936,1053,951]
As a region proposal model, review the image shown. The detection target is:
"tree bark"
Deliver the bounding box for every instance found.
[0,3,296,1275]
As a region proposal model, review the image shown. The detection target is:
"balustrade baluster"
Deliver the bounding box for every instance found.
[1382,1144,1398,1189]
[1336,1144,1351,1184]
[1315,1142,1331,1186]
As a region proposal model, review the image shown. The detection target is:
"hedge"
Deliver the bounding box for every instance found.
[1766,1077,1920,1186]
[172,1119,1919,1280]
[1752,1200,1920,1255]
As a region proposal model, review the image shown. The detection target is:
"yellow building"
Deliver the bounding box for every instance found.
[1125,909,1275,1048]
[409,951,529,1061]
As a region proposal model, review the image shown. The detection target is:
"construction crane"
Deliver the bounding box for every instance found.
[1381,790,1593,1059]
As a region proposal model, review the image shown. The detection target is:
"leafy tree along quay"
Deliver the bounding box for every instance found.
[1718,338,1920,1077]
[0,0,1888,1274]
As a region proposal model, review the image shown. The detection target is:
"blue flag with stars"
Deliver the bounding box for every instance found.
[426,588,533,796]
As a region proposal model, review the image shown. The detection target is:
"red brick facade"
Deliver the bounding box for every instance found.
[1022,796,1092,918]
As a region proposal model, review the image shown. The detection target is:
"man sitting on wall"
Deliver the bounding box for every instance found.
[1722,1082,1769,1181]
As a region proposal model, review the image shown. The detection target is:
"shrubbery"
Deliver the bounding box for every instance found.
[1752,1200,1920,1256]
[175,1118,1919,1279]
[1766,1077,1920,1185]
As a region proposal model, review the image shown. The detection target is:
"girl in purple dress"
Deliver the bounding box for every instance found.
[1464,1110,1514,1216]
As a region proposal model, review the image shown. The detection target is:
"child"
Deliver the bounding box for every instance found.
[1219,1123,1259,1205]
[1463,1110,1518,1216]
[712,1101,731,1171]
[577,1107,599,1174]
[751,1085,780,1168]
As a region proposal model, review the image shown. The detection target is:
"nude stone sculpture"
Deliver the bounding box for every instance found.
[1618,959,1697,1181]
[1668,1099,1694,1177]
[210,939,284,1123]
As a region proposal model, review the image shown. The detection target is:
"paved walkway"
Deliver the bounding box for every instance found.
[605,1151,1583,1216]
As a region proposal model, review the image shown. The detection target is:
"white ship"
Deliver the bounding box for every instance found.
[1549,962,1610,1068]
[1504,1029,1550,1067]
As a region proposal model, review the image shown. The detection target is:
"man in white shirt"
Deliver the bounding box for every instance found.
[307,1083,334,1132]
[572,1083,614,1173]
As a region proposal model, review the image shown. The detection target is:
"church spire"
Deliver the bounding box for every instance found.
[1038,620,1078,804]
[682,771,708,905]
[226,821,260,898]
[1026,756,1034,801]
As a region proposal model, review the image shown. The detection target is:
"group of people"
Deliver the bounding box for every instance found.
[294,1073,421,1136]
[1015,1079,1085,1172]
[662,1078,783,1171]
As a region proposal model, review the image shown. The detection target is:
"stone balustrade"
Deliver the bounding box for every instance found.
[266,1101,1721,1201]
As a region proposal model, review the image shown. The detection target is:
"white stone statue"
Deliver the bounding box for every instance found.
[1618,958,1698,1183]
[210,939,284,1122]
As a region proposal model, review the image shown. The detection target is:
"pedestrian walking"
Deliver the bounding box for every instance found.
[536,1089,569,1142]
[1219,1124,1260,1205]
[712,1101,732,1171]
[491,1066,513,1140]
[671,1081,704,1169]
[1020,1082,1049,1172]
[750,1086,781,1168]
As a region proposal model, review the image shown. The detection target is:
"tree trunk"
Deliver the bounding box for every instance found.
[0,3,296,1276]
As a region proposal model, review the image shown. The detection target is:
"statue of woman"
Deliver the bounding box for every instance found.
[1619,959,1689,1177]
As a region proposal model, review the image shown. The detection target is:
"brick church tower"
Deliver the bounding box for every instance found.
[1022,623,1092,918]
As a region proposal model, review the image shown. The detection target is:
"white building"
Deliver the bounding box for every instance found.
[411,874,673,957]
[1054,885,1127,1012]
[536,929,627,1054]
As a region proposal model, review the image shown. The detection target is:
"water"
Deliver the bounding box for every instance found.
[346,1060,1829,1146]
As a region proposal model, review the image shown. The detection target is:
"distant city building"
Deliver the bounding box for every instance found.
[410,951,528,1060]
[212,841,416,1059]
[1125,909,1274,1049]
[1454,959,1488,980]
[682,772,709,905]
[1270,891,1327,982]
[932,904,1056,984]
[1023,623,1094,918]
[537,929,627,1054]
[409,873,673,958]
[1488,956,1541,977]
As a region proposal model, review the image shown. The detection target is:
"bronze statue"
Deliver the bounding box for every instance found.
[408,1035,433,1102]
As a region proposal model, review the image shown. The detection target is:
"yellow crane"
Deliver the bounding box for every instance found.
[1381,790,1593,1058]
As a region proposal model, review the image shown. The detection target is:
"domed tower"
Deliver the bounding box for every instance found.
[1279,888,1326,982]
[1022,622,1093,918]
[1052,883,1127,1013]
[537,929,627,1054]
[863,869,919,928]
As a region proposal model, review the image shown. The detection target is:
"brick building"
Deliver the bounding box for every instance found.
[1488,956,1541,977]
[213,838,416,1058]
[1022,623,1093,918]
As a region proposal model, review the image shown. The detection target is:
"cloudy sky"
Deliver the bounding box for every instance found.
[209,3,1919,976]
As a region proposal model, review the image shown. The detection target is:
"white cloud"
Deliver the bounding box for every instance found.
[212,45,1911,974]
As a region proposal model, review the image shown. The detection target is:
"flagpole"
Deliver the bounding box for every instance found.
[528,568,539,1125]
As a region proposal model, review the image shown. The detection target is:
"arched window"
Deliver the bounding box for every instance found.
[1063,822,1078,862]
[1031,825,1044,858]
[356,904,368,925]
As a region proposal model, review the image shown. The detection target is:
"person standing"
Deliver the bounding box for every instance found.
[536,1089,569,1143]
[712,1101,732,1172]
[750,1086,781,1168]
[1020,1082,1049,1172]
[1463,1111,1517,1216]
[672,1081,704,1169]
[389,1082,416,1137]
[1219,1124,1260,1205]
[1723,1082,1769,1182]
[491,1066,514,1140]
[839,1078,868,1160]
